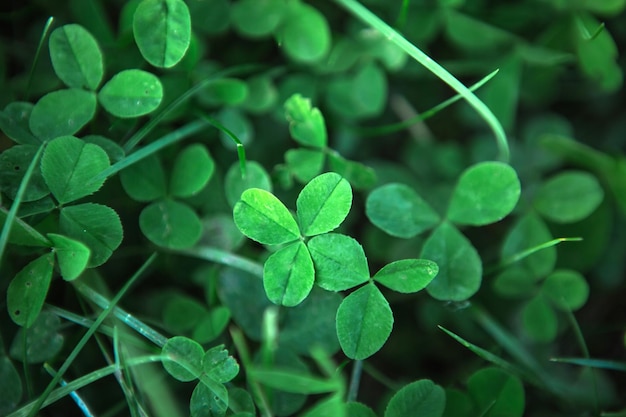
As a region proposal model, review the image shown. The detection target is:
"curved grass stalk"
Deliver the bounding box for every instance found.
[333,0,510,162]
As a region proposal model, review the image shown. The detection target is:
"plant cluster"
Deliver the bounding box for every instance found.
[1,0,625,416]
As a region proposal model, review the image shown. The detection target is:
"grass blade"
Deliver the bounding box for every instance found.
[333,0,510,162]
[549,357,626,372]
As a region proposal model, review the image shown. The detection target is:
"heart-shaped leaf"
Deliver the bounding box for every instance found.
[284,93,327,148]
[224,161,272,207]
[7,253,54,327]
[47,233,90,280]
[49,24,104,90]
[162,336,204,382]
[421,222,482,301]
[202,345,239,383]
[307,233,370,291]
[297,172,352,236]
[366,183,439,238]
[233,188,300,245]
[139,199,202,249]
[373,259,439,293]
[170,144,215,198]
[59,203,123,267]
[447,162,520,226]
[263,241,314,307]
[9,311,64,363]
[29,89,97,141]
[98,69,163,118]
[41,135,110,204]
[336,283,393,360]
[467,367,525,417]
[385,379,445,417]
[119,154,167,202]
[133,0,191,68]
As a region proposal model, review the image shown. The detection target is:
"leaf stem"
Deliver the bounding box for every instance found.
[347,360,363,402]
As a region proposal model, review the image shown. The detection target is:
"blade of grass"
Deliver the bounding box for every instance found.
[333,0,510,162]
[26,253,158,417]
[26,17,54,99]
[43,363,95,417]
[8,355,163,417]
[194,112,247,178]
[486,237,582,274]
[175,246,263,278]
[0,144,47,266]
[359,69,499,137]
[73,281,168,348]
[549,358,626,372]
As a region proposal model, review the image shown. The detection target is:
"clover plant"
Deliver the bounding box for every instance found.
[1,0,625,416]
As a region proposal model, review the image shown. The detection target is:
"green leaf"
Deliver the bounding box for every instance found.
[163,293,208,333]
[231,0,285,37]
[522,295,557,343]
[384,379,446,417]
[444,11,512,52]
[170,144,215,198]
[49,24,103,90]
[285,148,325,183]
[162,336,204,382]
[83,135,125,163]
[421,222,482,301]
[0,356,22,415]
[533,170,604,223]
[327,154,377,190]
[284,93,327,148]
[346,402,378,417]
[336,283,393,360]
[326,63,387,119]
[373,259,438,293]
[0,144,50,202]
[0,102,38,144]
[248,367,339,394]
[365,183,439,238]
[47,233,90,280]
[139,199,202,249]
[263,241,314,307]
[7,253,54,327]
[442,389,473,417]
[119,154,167,202]
[501,213,556,279]
[190,382,228,417]
[9,310,64,363]
[59,203,124,267]
[279,3,330,63]
[41,135,110,204]
[192,306,231,344]
[233,188,300,245]
[302,395,346,417]
[297,172,352,236]
[187,0,230,36]
[467,367,525,417]
[280,288,342,355]
[0,208,50,247]
[307,233,370,291]
[241,75,278,113]
[201,79,249,106]
[203,345,239,383]
[541,269,589,311]
[29,89,97,141]
[217,268,271,341]
[493,266,537,298]
[133,0,191,68]
[224,161,272,207]
[98,69,163,118]
[447,162,520,226]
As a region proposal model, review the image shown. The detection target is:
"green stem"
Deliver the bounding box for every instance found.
[347,360,363,402]
[333,0,510,162]
[26,253,158,417]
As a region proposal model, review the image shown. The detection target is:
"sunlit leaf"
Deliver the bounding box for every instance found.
[284,93,327,148]
[373,259,438,293]
[48,233,90,280]
[263,241,314,307]
[296,172,352,236]
[308,233,370,291]
[98,69,163,118]
[233,188,300,245]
